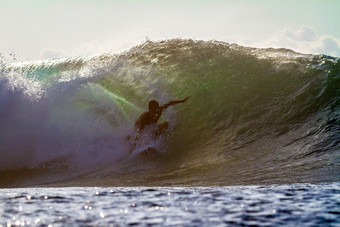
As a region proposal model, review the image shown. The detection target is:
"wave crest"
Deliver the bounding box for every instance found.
[0,39,339,187]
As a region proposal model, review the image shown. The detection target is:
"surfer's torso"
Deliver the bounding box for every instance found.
[134,109,163,131]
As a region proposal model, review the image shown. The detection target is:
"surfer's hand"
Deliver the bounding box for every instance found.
[182,96,191,102]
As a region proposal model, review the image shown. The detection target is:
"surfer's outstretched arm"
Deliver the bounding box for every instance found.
[161,96,191,110]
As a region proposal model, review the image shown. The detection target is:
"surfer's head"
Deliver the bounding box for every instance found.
[148,100,159,112]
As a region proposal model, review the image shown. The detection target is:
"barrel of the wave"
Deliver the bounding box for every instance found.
[1,39,339,187]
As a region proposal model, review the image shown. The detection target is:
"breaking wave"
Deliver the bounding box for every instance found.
[0,39,339,187]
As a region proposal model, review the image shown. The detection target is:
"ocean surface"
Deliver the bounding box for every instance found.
[0,39,339,225]
[1,183,339,226]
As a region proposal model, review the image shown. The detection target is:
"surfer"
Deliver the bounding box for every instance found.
[134,96,191,138]
[126,96,190,155]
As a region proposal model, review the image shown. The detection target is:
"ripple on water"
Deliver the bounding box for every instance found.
[0,183,339,226]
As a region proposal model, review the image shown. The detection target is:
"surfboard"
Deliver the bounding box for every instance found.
[125,129,162,158]
[130,143,159,157]
[135,146,158,158]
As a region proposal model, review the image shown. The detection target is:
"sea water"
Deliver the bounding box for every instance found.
[1,39,339,187]
[1,39,339,226]
[1,183,340,226]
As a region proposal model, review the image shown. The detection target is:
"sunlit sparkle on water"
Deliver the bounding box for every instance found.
[0,183,339,226]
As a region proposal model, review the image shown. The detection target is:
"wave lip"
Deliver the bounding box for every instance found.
[0,39,339,187]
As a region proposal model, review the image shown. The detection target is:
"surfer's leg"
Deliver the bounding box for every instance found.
[154,121,169,137]
[127,131,141,154]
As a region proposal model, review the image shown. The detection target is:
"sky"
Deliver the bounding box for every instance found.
[0,0,339,61]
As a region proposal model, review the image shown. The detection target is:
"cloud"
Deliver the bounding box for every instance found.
[263,26,340,57]
[297,27,316,42]
[319,36,340,56]
[222,26,340,57]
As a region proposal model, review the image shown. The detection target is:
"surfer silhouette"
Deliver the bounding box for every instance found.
[134,96,191,138]
[126,96,191,155]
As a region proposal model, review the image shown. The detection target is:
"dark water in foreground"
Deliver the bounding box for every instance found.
[1,183,339,226]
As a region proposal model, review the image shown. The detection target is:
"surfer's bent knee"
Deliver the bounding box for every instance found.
[159,121,169,129]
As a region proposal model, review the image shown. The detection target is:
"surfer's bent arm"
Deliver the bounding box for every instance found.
[161,96,191,110]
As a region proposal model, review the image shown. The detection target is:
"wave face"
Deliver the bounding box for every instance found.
[0,39,339,187]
